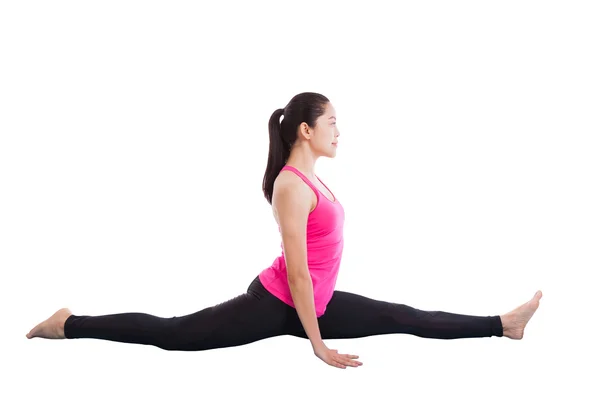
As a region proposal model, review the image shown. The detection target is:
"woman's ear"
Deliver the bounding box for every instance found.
[299,122,312,140]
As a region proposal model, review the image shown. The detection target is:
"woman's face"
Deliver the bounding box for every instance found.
[309,102,340,158]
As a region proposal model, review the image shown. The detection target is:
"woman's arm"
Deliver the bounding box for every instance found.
[272,172,363,369]
[272,175,325,352]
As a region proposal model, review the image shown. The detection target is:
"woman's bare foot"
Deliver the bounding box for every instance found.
[26,308,73,339]
[500,290,543,339]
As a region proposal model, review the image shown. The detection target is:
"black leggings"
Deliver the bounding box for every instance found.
[64,275,504,351]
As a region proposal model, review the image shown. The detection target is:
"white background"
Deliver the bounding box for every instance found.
[2,1,598,399]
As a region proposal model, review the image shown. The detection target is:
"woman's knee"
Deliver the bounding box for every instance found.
[153,316,184,350]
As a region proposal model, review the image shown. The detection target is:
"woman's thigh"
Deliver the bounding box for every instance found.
[285,290,397,340]
[166,276,294,350]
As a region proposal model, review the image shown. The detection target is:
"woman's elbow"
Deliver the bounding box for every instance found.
[287,268,311,285]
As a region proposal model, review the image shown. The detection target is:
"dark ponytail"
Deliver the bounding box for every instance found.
[262,92,330,204]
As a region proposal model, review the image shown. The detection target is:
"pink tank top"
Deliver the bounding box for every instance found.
[258,165,345,317]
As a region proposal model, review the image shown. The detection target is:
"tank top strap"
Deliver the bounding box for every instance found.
[281,165,320,199]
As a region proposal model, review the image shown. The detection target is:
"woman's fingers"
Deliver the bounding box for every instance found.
[342,354,362,365]
[335,354,363,367]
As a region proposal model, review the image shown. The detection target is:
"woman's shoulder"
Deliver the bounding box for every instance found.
[274,169,311,197]
[273,170,316,212]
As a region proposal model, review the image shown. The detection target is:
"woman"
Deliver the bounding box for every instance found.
[26,92,543,369]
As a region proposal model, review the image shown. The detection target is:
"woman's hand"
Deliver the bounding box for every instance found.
[313,342,363,369]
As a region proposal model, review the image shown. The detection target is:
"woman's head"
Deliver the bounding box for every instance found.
[262,92,340,204]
